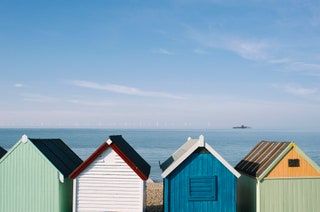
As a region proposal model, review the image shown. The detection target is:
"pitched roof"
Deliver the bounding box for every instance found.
[235,141,292,179]
[0,146,7,159]
[160,135,241,178]
[29,137,83,176]
[70,135,151,180]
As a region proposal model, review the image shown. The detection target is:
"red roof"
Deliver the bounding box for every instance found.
[69,135,150,180]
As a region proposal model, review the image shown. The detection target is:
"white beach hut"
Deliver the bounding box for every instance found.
[69,135,151,212]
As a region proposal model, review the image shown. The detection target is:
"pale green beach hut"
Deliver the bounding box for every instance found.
[235,141,320,212]
[0,135,83,212]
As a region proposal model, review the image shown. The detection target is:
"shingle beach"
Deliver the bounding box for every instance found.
[146,182,163,212]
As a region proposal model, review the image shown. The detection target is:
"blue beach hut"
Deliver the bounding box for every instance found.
[160,135,240,212]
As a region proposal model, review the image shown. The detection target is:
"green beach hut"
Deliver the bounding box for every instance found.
[235,141,320,212]
[0,135,83,212]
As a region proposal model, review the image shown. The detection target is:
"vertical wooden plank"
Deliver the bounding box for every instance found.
[260,178,320,212]
[0,141,60,212]
[165,151,237,212]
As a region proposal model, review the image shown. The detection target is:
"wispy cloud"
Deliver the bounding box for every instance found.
[70,80,185,100]
[21,93,59,102]
[14,83,24,88]
[154,48,174,55]
[193,48,208,54]
[272,84,318,97]
[268,58,292,64]
[225,39,269,61]
[284,61,320,77]
[188,28,320,77]
[67,99,114,107]
[187,29,269,61]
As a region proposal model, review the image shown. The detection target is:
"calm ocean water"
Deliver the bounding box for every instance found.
[0,128,320,182]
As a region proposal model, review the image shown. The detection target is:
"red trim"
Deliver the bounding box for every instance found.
[70,140,148,180]
[111,145,148,180]
[69,142,109,179]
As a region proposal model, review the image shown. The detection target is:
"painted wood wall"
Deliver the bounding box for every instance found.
[237,147,320,212]
[73,148,145,212]
[266,149,320,178]
[236,175,256,212]
[164,151,237,212]
[0,141,69,212]
[260,178,320,212]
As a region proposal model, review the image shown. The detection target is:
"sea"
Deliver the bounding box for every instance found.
[1,128,320,182]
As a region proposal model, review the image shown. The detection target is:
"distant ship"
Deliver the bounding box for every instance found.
[233,124,249,129]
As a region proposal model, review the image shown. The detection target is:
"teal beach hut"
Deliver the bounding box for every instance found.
[160,135,240,212]
[0,135,83,212]
[0,146,6,158]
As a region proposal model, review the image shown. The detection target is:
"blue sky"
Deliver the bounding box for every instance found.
[1,0,320,129]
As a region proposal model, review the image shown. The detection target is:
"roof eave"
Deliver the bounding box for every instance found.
[111,144,149,180]
[205,143,241,178]
[161,141,199,178]
[69,141,109,179]
[257,142,294,180]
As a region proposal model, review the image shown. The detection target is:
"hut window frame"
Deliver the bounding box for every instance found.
[188,176,217,201]
[288,159,300,167]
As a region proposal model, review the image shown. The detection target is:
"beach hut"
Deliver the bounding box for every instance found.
[0,146,6,158]
[0,135,83,212]
[160,135,241,212]
[235,141,320,212]
[69,135,151,212]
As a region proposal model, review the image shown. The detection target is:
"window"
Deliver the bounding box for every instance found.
[288,159,300,167]
[188,176,217,201]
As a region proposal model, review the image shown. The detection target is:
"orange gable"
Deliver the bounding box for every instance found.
[266,148,320,178]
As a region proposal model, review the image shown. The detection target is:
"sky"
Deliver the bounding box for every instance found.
[1,0,320,130]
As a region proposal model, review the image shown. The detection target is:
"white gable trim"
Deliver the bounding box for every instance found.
[161,140,199,178]
[205,143,241,178]
[106,138,112,145]
[161,135,241,178]
[58,172,64,183]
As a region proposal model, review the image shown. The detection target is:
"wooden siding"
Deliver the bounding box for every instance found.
[266,149,320,178]
[260,178,320,212]
[0,141,62,212]
[74,148,145,212]
[236,175,256,212]
[164,152,237,212]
